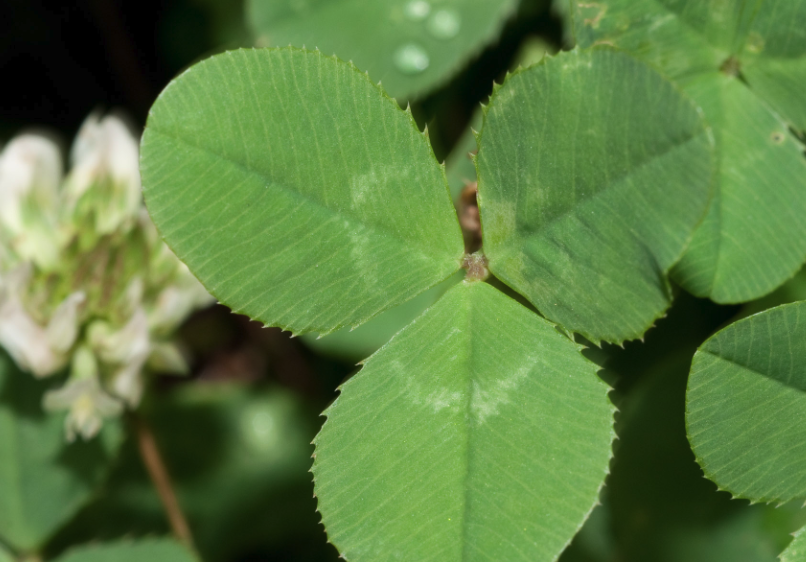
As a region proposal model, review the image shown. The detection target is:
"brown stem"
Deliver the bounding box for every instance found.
[132,413,195,550]
[459,181,482,254]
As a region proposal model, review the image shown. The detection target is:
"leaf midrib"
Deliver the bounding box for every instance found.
[491,128,708,268]
[459,291,473,562]
[699,348,806,394]
[146,126,463,267]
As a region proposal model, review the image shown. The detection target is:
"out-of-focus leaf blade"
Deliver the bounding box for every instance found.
[246,0,519,100]
[51,383,331,562]
[52,539,198,562]
[571,0,736,79]
[313,280,614,562]
[741,1,806,132]
[445,112,481,203]
[0,352,121,552]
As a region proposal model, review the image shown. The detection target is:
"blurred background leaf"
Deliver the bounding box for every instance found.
[0,351,122,554]
[52,538,198,562]
[245,0,520,100]
[47,379,341,562]
[560,291,806,562]
[300,271,464,363]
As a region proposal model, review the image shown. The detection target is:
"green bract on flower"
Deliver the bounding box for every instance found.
[0,113,213,441]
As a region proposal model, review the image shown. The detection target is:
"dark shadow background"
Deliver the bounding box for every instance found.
[0,0,559,157]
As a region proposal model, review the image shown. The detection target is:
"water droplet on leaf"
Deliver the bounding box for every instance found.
[404,0,431,21]
[427,8,461,39]
[394,43,430,74]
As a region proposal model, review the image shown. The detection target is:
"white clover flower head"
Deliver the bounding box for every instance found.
[44,377,123,441]
[43,346,123,441]
[148,271,214,337]
[45,291,86,353]
[0,265,70,377]
[63,113,142,236]
[0,134,63,267]
[89,309,151,406]
[0,112,213,441]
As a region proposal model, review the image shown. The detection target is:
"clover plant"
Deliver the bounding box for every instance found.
[1,1,805,561]
[139,44,715,561]
[569,0,806,304]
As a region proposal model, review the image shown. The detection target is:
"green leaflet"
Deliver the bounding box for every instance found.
[741,265,806,319]
[571,0,751,79]
[301,271,464,362]
[743,56,806,133]
[476,48,714,344]
[782,527,806,562]
[687,302,806,504]
[0,352,121,552]
[0,544,11,562]
[741,1,806,132]
[585,346,806,562]
[245,0,518,100]
[141,48,464,336]
[313,281,615,562]
[52,539,198,562]
[671,73,806,302]
[570,0,806,304]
